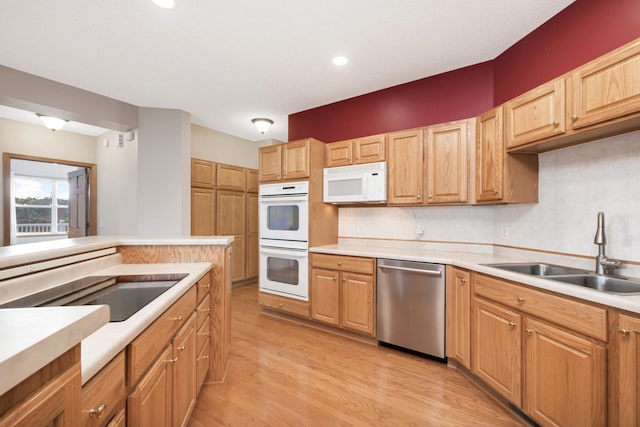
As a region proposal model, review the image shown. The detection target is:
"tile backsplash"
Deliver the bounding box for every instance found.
[339,129,640,267]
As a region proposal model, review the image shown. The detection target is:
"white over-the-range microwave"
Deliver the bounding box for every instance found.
[323,161,387,204]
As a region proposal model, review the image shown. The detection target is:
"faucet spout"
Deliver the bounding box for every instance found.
[593,212,622,275]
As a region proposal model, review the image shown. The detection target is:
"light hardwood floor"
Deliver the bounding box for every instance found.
[189,284,526,426]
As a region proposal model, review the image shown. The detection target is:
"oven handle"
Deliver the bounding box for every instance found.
[259,195,308,203]
[260,246,308,257]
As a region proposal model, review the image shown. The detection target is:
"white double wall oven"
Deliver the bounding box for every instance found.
[259,181,310,301]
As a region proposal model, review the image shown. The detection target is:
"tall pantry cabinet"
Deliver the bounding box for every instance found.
[190,159,259,283]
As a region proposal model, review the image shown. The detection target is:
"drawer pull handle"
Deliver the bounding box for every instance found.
[165,357,179,363]
[525,328,533,335]
[177,345,186,351]
[338,261,342,266]
[201,284,211,288]
[517,297,525,304]
[198,355,210,361]
[619,327,630,336]
[169,315,183,322]
[198,308,211,313]
[88,403,107,418]
[197,332,210,337]
[508,321,517,328]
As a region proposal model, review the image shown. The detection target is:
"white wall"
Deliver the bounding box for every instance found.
[191,124,280,169]
[0,117,97,244]
[96,130,139,235]
[339,129,640,264]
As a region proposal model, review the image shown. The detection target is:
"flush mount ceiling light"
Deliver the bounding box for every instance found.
[152,0,176,9]
[252,118,273,134]
[332,56,349,66]
[36,114,68,132]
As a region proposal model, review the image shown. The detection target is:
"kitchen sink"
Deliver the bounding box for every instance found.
[483,263,589,277]
[549,274,640,295]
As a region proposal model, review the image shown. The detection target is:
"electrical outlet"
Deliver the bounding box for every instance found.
[415,225,424,238]
[500,227,510,240]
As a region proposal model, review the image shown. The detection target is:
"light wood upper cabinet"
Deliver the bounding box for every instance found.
[571,38,640,130]
[326,134,386,167]
[425,120,472,204]
[476,107,504,202]
[505,78,566,149]
[387,129,424,205]
[246,169,259,193]
[523,317,606,427]
[217,163,246,192]
[258,145,283,182]
[259,139,324,182]
[282,140,311,180]
[616,313,640,426]
[445,267,471,369]
[191,159,216,188]
[472,297,522,406]
[191,188,215,236]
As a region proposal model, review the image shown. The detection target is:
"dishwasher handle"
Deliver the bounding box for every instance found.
[378,264,442,276]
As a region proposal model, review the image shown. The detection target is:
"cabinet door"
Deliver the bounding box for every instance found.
[505,78,565,148]
[571,39,640,130]
[326,140,353,167]
[245,193,259,279]
[191,188,215,236]
[387,129,424,204]
[617,314,640,427]
[476,106,504,202]
[217,163,246,192]
[445,268,471,369]
[128,345,173,427]
[173,314,197,427]
[524,317,606,427]
[282,140,310,180]
[354,134,386,164]
[310,268,340,326]
[246,169,259,193]
[258,145,282,182]
[217,191,246,236]
[341,272,375,336]
[426,121,469,204]
[472,297,522,406]
[191,159,215,188]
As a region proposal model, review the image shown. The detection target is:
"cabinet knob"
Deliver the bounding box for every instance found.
[525,328,533,335]
[460,278,467,284]
[417,194,422,199]
[338,261,342,266]
[571,114,579,122]
[201,284,211,289]
[428,194,433,200]
[278,303,284,308]
[619,327,630,336]
[552,121,560,127]
[178,345,186,351]
[169,315,183,322]
[88,403,107,418]
[197,355,210,361]
[517,297,525,304]
[342,277,346,282]
[165,356,179,363]
[493,189,498,195]
[508,321,517,328]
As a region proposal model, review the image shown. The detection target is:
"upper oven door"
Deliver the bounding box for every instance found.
[259,191,309,242]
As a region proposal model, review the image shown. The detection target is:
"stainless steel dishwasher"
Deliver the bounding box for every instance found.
[377,259,445,359]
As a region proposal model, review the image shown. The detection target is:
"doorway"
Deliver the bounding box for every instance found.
[3,153,97,245]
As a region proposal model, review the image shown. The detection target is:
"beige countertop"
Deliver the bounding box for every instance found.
[311,242,640,315]
[0,305,109,395]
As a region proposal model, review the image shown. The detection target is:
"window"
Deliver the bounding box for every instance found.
[13,176,69,235]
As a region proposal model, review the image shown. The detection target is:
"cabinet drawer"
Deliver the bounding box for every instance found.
[311,253,374,274]
[196,293,211,329]
[106,408,125,427]
[473,273,607,341]
[197,315,210,354]
[128,286,197,387]
[196,273,211,303]
[196,339,210,391]
[259,291,310,318]
[81,352,126,427]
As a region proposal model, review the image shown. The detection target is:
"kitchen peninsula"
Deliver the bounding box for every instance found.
[0,236,232,426]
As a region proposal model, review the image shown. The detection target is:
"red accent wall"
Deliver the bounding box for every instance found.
[494,0,640,104]
[288,0,640,143]
[288,62,494,143]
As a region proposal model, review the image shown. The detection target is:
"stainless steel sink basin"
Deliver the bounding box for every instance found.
[549,275,640,295]
[484,263,589,277]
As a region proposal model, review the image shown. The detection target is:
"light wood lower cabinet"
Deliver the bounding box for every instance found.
[616,313,640,426]
[80,351,126,427]
[128,345,173,427]
[445,267,471,369]
[310,254,375,336]
[171,313,197,427]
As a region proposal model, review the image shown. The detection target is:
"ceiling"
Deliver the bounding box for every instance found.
[0,0,575,141]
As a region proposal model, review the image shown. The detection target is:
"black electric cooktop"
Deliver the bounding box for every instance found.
[0,273,188,322]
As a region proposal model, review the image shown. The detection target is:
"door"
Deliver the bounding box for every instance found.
[524,317,606,427]
[217,190,246,282]
[245,193,259,279]
[472,297,522,406]
[68,168,89,238]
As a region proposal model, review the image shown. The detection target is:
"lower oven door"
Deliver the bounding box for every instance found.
[259,245,309,301]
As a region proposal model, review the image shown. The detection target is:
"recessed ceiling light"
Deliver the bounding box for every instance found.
[152,0,176,9]
[332,56,348,66]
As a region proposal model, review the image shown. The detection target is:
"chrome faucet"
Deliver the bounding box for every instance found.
[594,212,623,275]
